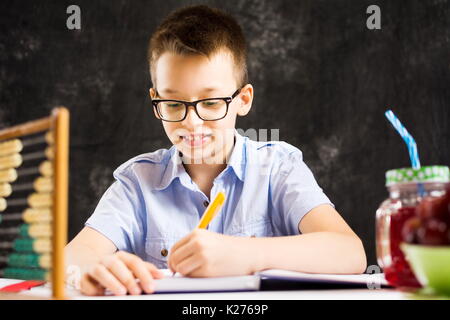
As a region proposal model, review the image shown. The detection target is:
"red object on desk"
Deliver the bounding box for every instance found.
[0,280,46,293]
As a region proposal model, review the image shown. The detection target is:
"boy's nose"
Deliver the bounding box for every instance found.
[182,106,203,127]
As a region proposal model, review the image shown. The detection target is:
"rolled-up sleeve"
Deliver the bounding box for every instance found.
[85,166,144,253]
[270,150,334,235]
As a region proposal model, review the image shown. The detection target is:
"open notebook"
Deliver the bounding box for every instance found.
[151,269,388,293]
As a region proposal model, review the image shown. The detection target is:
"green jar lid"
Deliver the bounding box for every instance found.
[386,166,450,186]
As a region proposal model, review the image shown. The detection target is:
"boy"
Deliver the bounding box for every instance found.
[65,5,366,296]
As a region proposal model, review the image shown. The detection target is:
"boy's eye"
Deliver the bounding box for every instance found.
[167,103,182,108]
[201,100,219,107]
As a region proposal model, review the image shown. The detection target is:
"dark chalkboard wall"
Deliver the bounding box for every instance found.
[0,0,449,267]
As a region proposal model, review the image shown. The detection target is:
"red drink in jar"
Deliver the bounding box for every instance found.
[382,206,421,287]
[376,166,450,289]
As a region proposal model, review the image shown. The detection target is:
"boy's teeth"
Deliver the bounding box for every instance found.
[183,134,209,141]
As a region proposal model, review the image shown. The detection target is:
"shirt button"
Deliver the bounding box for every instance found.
[203,200,209,207]
[160,249,168,257]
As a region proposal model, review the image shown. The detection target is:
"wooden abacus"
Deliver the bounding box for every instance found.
[0,108,69,299]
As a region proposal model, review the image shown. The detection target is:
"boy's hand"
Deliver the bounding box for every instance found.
[168,229,255,277]
[80,251,164,296]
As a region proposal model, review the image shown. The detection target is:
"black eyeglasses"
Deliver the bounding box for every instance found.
[151,88,242,122]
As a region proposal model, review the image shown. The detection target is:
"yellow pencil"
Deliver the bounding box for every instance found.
[196,191,226,229]
[171,190,227,276]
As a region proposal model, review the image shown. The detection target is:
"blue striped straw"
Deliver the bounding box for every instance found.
[384,110,421,169]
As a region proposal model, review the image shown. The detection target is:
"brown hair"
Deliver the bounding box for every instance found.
[148,5,248,89]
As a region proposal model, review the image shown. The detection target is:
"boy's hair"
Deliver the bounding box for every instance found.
[148,5,248,89]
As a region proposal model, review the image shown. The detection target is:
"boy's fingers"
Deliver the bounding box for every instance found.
[169,240,197,272]
[176,254,202,277]
[122,258,155,294]
[104,257,142,295]
[145,262,165,279]
[89,264,127,296]
[80,273,104,296]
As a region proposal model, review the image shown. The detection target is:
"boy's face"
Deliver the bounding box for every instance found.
[149,49,253,164]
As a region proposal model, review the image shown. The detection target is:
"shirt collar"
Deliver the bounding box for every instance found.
[155,129,246,191]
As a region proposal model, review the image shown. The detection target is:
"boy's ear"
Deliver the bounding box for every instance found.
[236,84,254,117]
[149,88,161,119]
[149,88,157,99]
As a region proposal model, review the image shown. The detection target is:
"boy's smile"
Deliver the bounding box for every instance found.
[149,48,253,166]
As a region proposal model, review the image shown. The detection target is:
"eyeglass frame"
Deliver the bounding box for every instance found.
[151,87,242,122]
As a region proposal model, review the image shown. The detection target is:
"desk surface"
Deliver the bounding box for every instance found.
[0,278,419,300]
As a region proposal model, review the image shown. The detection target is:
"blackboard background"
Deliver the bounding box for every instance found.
[0,0,449,268]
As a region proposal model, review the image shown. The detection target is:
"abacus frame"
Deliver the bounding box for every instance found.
[0,107,69,299]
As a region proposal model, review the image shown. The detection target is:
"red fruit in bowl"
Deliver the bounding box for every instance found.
[417,218,450,246]
[445,187,450,218]
[401,217,421,244]
[417,196,448,221]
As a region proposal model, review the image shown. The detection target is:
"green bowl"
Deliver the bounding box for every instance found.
[401,243,450,296]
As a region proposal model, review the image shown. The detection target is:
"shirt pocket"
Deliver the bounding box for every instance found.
[227,218,274,238]
[144,237,177,269]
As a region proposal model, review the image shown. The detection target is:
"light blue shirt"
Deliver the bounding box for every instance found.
[85,129,334,268]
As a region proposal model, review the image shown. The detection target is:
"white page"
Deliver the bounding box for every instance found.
[151,269,261,293]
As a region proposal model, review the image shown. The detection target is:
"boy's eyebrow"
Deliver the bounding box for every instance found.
[160,87,221,94]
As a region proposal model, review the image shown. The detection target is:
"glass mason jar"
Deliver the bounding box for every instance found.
[376,166,450,289]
